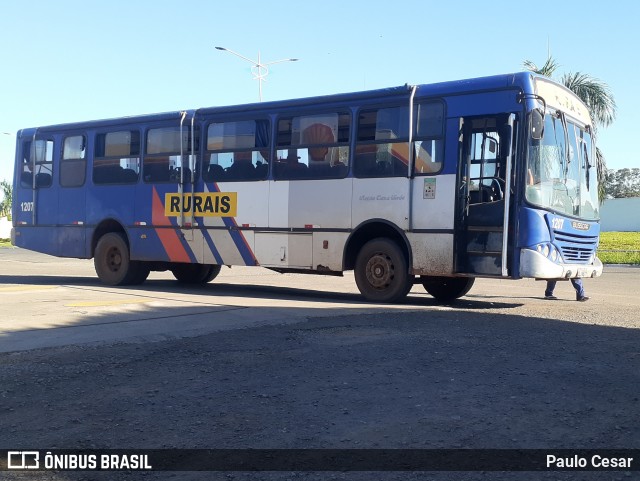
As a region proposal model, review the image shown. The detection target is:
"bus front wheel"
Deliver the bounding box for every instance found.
[421,276,475,303]
[171,264,221,284]
[94,232,144,286]
[354,238,411,303]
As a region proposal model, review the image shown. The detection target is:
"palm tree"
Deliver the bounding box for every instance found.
[523,57,617,202]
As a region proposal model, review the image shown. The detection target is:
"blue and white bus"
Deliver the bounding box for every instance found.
[11,72,602,302]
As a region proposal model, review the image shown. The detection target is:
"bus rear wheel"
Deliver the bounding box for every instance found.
[94,232,144,286]
[130,263,151,285]
[171,263,221,284]
[354,238,411,303]
[421,276,475,303]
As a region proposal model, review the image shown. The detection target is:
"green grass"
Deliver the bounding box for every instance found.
[0,238,12,247]
[598,232,640,265]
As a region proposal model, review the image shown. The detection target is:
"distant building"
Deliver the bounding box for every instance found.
[0,217,11,239]
[600,198,640,232]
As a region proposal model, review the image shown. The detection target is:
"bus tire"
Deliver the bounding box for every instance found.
[202,265,222,283]
[130,263,151,285]
[94,232,140,286]
[354,238,411,303]
[172,263,220,284]
[421,276,475,303]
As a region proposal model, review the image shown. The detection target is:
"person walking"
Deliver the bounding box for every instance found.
[545,279,589,301]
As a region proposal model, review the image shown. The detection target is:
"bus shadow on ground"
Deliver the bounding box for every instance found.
[0,272,524,311]
[0,273,98,286]
[148,278,524,310]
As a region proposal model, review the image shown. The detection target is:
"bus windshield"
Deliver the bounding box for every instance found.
[526,112,599,220]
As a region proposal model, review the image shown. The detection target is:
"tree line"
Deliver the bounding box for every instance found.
[0,180,11,218]
[604,168,640,199]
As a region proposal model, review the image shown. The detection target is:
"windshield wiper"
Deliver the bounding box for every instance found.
[584,143,591,191]
[558,112,571,183]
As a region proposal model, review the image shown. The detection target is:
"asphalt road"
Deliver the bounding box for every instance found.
[1,247,639,480]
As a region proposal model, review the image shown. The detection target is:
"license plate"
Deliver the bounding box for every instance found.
[577,267,589,277]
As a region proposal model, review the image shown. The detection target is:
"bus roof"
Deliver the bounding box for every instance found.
[20,72,549,134]
[198,72,533,116]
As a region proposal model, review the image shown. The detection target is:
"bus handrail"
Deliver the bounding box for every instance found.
[501,115,515,276]
[407,84,417,232]
[189,114,196,228]
[31,129,37,225]
[178,111,187,228]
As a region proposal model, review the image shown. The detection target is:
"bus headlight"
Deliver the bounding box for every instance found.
[536,244,550,258]
[535,243,560,263]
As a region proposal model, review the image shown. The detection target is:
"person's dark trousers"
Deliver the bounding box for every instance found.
[545,279,585,299]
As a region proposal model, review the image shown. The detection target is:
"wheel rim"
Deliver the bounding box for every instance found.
[106,246,123,273]
[365,252,394,289]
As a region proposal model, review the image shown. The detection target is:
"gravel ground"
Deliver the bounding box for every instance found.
[1,286,639,481]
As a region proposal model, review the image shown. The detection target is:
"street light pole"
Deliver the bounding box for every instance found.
[215,46,298,102]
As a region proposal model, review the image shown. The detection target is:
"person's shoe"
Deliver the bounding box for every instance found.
[544,294,558,300]
[577,295,590,302]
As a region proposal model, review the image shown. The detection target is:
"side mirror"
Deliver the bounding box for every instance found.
[531,110,544,140]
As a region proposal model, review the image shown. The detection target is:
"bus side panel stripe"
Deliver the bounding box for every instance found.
[151,187,193,263]
[202,228,224,265]
[199,181,232,264]
[223,217,258,266]
[204,182,258,266]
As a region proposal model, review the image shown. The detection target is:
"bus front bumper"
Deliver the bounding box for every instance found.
[519,248,603,279]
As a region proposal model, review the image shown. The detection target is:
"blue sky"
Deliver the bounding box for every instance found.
[0,0,636,183]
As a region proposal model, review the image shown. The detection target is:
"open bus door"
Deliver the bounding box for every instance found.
[455,114,514,277]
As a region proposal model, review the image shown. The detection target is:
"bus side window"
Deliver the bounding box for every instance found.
[20,139,54,188]
[274,112,350,180]
[204,119,270,182]
[144,126,198,183]
[414,101,444,175]
[354,106,409,178]
[61,135,87,187]
[20,141,33,188]
[94,131,140,185]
